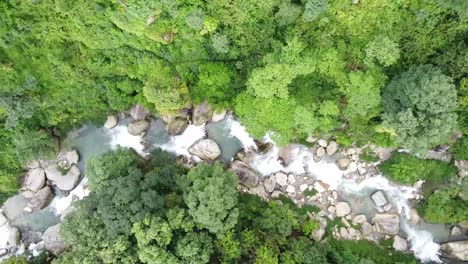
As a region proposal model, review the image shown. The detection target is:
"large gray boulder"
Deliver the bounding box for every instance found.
[25,168,46,192]
[441,241,468,261]
[229,160,259,187]
[372,213,400,235]
[188,139,221,160]
[45,164,81,191]
[336,202,351,217]
[43,224,67,256]
[28,186,54,211]
[166,117,189,135]
[192,101,213,126]
[326,141,338,156]
[337,158,351,170]
[371,190,388,207]
[263,176,276,193]
[393,235,408,251]
[128,120,150,136]
[129,104,149,121]
[104,115,118,129]
[57,149,79,170]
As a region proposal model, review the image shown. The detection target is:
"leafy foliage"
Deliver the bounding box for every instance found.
[380,153,457,184]
[13,129,57,162]
[451,135,468,160]
[180,163,239,236]
[419,186,468,224]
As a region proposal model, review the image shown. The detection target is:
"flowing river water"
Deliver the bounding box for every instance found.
[0,114,456,263]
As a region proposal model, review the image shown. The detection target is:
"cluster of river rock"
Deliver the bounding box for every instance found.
[0,102,467,263]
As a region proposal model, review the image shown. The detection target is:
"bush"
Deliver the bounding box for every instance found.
[419,186,468,224]
[380,153,457,184]
[13,129,57,162]
[451,135,468,160]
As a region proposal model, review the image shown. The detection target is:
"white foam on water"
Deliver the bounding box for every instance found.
[404,223,442,263]
[158,124,206,157]
[50,178,90,215]
[225,115,257,150]
[108,125,147,157]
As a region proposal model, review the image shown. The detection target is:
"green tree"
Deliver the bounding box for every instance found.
[382,65,458,153]
[180,163,239,236]
[302,0,328,22]
[192,63,233,106]
[86,148,138,191]
[143,63,188,114]
[365,36,400,67]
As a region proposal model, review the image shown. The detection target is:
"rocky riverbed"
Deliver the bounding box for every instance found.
[0,103,467,263]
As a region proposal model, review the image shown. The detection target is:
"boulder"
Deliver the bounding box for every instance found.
[104,115,118,129]
[313,180,329,193]
[393,235,408,251]
[161,113,176,124]
[316,147,326,158]
[257,141,274,155]
[336,202,351,217]
[229,161,259,187]
[326,141,338,156]
[0,248,7,257]
[129,105,149,121]
[317,139,328,147]
[441,241,468,261]
[8,227,20,247]
[299,184,308,192]
[451,226,462,236]
[337,158,351,170]
[57,149,79,170]
[372,213,400,235]
[128,120,150,136]
[371,190,388,207]
[28,186,54,211]
[263,176,276,193]
[339,227,351,240]
[352,215,367,225]
[45,164,81,191]
[166,117,189,135]
[286,185,296,194]
[275,172,288,186]
[179,108,191,119]
[0,213,7,226]
[188,139,221,160]
[25,168,46,192]
[236,150,254,164]
[211,110,227,123]
[361,222,374,236]
[287,174,296,185]
[192,101,213,126]
[43,224,67,256]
